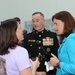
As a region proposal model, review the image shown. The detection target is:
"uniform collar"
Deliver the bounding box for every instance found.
[34,29,46,34]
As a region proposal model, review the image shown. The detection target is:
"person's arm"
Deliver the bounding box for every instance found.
[60,35,75,74]
[31,66,37,75]
[50,34,75,74]
[20,67,32,75]
[13,47,32,75]
[30,57,40,75]
[49,53,59,67]
[20,57,39,75]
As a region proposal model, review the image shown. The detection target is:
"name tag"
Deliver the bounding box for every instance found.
[28,40,35,42]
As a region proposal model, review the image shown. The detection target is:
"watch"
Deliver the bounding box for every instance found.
[56,62,60,68]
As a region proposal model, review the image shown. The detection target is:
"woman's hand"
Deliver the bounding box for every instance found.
[49,53,59,67]
[30,57,40,70]
[30,57,40,75]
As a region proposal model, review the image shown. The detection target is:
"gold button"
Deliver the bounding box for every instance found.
[38,47,41,49]
[30,45,32,46]
[39,41,41,43]
[36,40,41,44]
[39,35,41,37]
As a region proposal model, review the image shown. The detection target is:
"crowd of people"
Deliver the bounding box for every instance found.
[0,11,75,75]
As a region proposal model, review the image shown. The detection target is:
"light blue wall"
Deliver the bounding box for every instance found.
[0,0,75,28]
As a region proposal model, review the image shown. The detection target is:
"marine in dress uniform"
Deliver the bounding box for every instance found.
[23,29,59,75]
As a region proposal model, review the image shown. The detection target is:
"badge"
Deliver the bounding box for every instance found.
[28,40,35,42]
[46,48,51,52]
[43,37,54,46]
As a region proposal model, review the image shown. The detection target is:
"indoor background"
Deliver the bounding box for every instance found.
[0,0,75,30]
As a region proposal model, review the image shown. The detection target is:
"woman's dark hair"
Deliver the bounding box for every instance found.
[13,17,21,24]
[0,19,18,55]
[52,11,75,38]
[13,17,20,21]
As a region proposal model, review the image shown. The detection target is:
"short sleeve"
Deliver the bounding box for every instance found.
[12,46,31,71]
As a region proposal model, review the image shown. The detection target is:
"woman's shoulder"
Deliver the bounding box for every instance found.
[16,46,27,50]
[66,32,75,43]
[68,32,75,38]
[9,46,28,55]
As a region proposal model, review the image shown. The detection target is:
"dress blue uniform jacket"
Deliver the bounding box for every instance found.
[23,29,59,75]
[57,32,75,75]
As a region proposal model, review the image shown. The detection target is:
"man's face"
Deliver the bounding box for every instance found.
[32,14,45,32]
